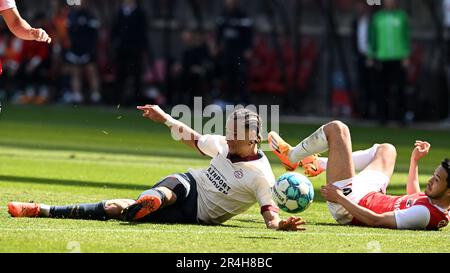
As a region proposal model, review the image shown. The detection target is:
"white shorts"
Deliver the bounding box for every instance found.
[327,170,390,225]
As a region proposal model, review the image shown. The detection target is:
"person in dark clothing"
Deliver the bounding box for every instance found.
[15,13,51,105]
[177,30,214,106]
[64,2,101,104]
[216,0,253,104]
[368,0,410,125]
[352,2,376,119]
[111,0,149,106]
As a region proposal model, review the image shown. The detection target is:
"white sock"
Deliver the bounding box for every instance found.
[39,204,50,217]
[289,126,329,162]
[317,144,380,171]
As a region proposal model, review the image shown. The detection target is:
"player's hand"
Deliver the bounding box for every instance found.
[411,140,431,162]
[277,216,306,231]
[30,28,51,44]
[320,184,343,203]
[137,105,168,123]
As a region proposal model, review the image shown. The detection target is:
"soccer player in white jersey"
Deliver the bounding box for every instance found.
[0,0,51,43]
[8,105,305,231]
[268,121,450,230]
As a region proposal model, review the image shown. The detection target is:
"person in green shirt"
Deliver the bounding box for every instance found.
[368,0,411,125]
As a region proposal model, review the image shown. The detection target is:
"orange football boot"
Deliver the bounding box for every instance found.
[299,154,325,177]
[8,202,40,217]
[268,131,299,171]
[120,195,162,221]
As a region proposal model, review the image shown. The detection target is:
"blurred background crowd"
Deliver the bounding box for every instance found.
[0,0,450,125]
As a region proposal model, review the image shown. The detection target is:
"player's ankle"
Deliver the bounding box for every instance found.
[39,204,50,217]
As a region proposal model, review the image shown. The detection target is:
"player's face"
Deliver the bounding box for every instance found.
[425,166,449,199]
[225,122,256,155]
[227,137,249,155]
[226,127,249,154]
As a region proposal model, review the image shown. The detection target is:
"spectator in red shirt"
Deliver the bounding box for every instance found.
[14,13,51,104]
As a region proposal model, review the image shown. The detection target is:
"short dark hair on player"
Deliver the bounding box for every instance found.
[228,108,262,143]
[442,159,450,188]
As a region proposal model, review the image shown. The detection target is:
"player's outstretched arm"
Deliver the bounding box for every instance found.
[261,202,306,231]
[0,8,51,43]
[321,184,397,229]
[407,141,431,195]
[137,105,202,152]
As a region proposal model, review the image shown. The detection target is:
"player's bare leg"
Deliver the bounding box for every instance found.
[322,121,356,184]
[362,143,397,179]
[155,186,178,206]
[269,132,379,178]
[312,144,381,176]
[271,121,356,183]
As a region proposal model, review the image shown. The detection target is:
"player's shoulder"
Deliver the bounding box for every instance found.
[198,134,228,157]
[407,203,449,230]
[408,197,447,220]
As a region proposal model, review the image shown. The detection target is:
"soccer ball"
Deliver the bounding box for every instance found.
[272,172,314,213]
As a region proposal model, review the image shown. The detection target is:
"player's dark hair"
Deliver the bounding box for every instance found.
[230,108,262,144]
[442,159,450,188]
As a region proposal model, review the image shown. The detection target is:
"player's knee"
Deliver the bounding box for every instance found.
[104,199,135,218]
[155,186,178,205]
[326,120,350,137]
[379,143,397,158]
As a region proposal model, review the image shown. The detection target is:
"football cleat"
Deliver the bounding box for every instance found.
[8,202,40,218]
[299,154,325,177]
[120,195,162,221]
[268,131,299,171]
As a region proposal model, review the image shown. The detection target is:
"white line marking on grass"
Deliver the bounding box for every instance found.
[0,227,448,238]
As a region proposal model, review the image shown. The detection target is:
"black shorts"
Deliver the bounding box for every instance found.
[138,173,199,224]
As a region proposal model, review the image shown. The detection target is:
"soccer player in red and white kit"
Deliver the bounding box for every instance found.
[269,121,450,230]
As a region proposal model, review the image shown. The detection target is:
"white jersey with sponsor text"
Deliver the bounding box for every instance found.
[0,0,15,11]
[188,134,275,224]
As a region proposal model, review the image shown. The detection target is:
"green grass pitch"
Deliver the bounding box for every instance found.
[0,105,449,253]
